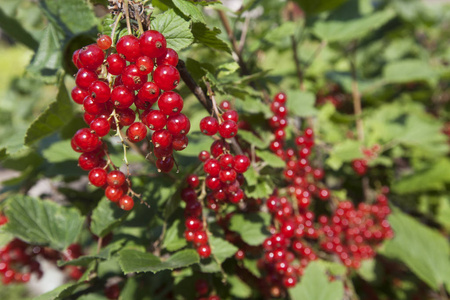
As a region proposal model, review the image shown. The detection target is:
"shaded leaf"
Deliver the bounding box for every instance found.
[209,235,238,263]
[238,130,271,149]
[172,0,206,23]
[383,59,438,86]
[229,213,271,246]
[191,22,231,53]
[91,197,130,238]
[151,9,194,52]
[294,0,348,14]
[255,150,285,168]
[0,8,38,49]
[286,90,318,117]
[163,219,188,252]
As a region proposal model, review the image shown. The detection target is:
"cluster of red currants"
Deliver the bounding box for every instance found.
[351,144,381,176]
[195,279,220,300]
[71,30,190,210]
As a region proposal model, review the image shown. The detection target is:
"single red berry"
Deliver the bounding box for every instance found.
[152,129,173,148]
[116,35,141,62]
[153,65,180,91]
[274,92,287,104]
[153,146,173,159]
[200,116,219,136]
[198,151,210,162]
[186,174,200,188]
[197,245,211,258]
[156,48,179,66]
[219,100,231,111]
[106,54,126,75]
[219,169,236,184]
[167,113,190,136]
[194,231,208,245]
[126,122,147,143]
[75,68,98,89]
[235,249,245,260]
[105,185,123,202]
[122,64,148,91]
[78,44,104,71]
[233,155,250,173]
[203,158,220,176]
[73,128,101,152]
[218,120,238,138]
[119,195,134,211]
[138,82,160,104]
[158,91,183,115]
[111,85,135,109]
[71,86,89,105]
[139,30,167,58]
[229,189,244,203]
[89,80,111,103]
[185,217,202,231]
[185,230,195,242]
[107,170,126,187]
[136,56,154,75]
[97,35,112,50]
[104,283,120,300]
[88,167,107,187]
[156,156,174,172]
[219,154,234,169]
[78,152,101,170]
[172,134,189,151]
[210,140,229,157]
[143,109,167,130]
[116,108,136,126]
[72,49,82,68]
[90,117,111,137]
[222,110,238,123]
[205,175,220,190]
[83,96,105,115]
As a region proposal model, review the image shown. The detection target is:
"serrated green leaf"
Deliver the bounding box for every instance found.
[118,249,199,274]
[289,261,344,300]
[229,213,271,246]
[294,0,348,14]
[313,9,395,42]
[3,196,84,251]
[0,8,38,50]
[191,22,231,53]
[286,90,318,117]
[34,282,81,300]
[243,258,262,277]
[245,179,273,199]
[25,78,73,145]
[326,140,361,170]
[172,0,206,23]
[209,235,238,263]
[243,167,258,186]
[26,23,63,82]
[380,208,450,292]
[228,274,252,298]
[383,59,438,86]
[238,130,271,149]
[163,219,188,252]
[151,9,194,52]
[42,140,79,163]
[91,197,130,238]
[255,150,285,168]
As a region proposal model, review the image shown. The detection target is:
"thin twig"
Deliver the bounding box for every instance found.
[238,14,251,54]
[133,3,144,35]
[123,0,132,35]
[110,12,123,46]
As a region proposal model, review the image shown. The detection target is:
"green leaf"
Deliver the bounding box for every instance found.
[229,212,271,246]
[289,261,344,300]
[243,167,258,186]
[286,90,318,117]
[243,258,262,277]
[238,130,271,149]
[91,197,130,238]
[294,0,348,14]
[313,9,395,42]
[255,150,285,168]
[3,196,84,251]
[118,249,199,274]
[380,208,450,291]
[172,0,206,23]
[42,140,79,163]
[163,219,188,252]
[191,23,231,53]
[228,275,252,298]
[326,140,361,170]
[263,21,297,43]
[26,23,63,82]
[34,282,81,300]
[383,59,438,86]
[209,235,238,263]
[245,179,273,199]
[0,8,38,49]
[25,78,73,145]
[151,9,194,52]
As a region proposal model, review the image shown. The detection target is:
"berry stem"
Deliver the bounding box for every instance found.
[205,81,222,123]
[133,2,145,36]
[110,12,123,46]
[111,109,131,175]
[123,0,132,35]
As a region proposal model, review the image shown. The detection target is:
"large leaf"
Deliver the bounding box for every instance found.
[0,8,38,49]
[91,197,130,238]
[172,0,206,23]
[3,196,84,251]
[289,261,344,300]
[380,208,450,292]
[42,139,79,163]
[163,219,187,252]
[326,140,362,170]
[383,59,438,86]
[286,90,318,117]
[25,78,73,145]
[191,23,231,53]
[209,235,238,263]
[118,249,199,274]
[229,212,271,246]
[238,130,271,149]
[313,9,395,42]
[255,150,285,168]
[294,0,348,14]
[151,9,194,52]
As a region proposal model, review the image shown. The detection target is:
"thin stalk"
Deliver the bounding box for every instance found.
[123,0,132,34]
[110,12,123,45]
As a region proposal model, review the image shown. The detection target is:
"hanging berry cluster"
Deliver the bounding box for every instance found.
[351,144,380,176]
[70,30,190,211]
[180,101,251,258]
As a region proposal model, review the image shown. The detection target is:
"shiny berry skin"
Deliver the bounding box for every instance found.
[73,128,101,152]
[184,230,195,242]
[143,109,167,130]
[90,117,111,137]
[205,175,220,190]
[72,49,82,68]
[138,82,160,104]
[186,174,200,188]
[200,116,219,136]
[116,35,141,62]
[71,86,89,105]
[88,167,107,187]
[222,110,238,123]
[75,68,98,89]
[210,140,229,157]
[136,56,154,75]
[158,91,183,115]
[167,113,190,136]
[235,249,245,260]
[219,154,234,169]
[89,80,110,103]
[83,96,104,115]
[229,189,244,203]
[127,122,147,143]
[153,146,173,159]
[105,185,123,202]
[78,152,101,170]
[116,108,136,126]
[194,231,208,245]
[152,129,173,148]
[97,35,112,50]
[107,170,126,187]
[218,120,238,138]
[119,195,134,211]
[172,134,188,151]
[197,245,211,258]
[283,275,296,288]
[153,65,180,91]
[139,30,167,58]
[156,48,178,66]
[78,44,104,71]
[219,169,236,184]
[104,284,120,300]
[111,86,135,109]
[106,54,126,75]
[220,100,231,111]
[198,151,210,162]
[122,64,148,91]
[185,217,202,231]
[204,158,220,176]
[274,92,287,104]
[156,156,174,172]
[233,155,250,173]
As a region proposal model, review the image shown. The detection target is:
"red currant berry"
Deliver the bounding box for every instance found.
[229,189,244,203]
[71,86,89,105]
[143,109,167,130]
[78,44,104,71]
[73,128,101,152]
[222,110,238,123]
[218,120,238,138]
[194,231,208,245]
[111,86,135,109]
[107,170,126,187]
[104,284,120,300]
[122,64,148,91]
[90,117,111,137]
[78,152,101,170]
[274,92,287,104]
[219,169,237,184]
[219,154,234,169]
[116,35,141,62]
[197,244,211,258]
[106,53,126,75]
[105,185,123,202]
[199,151,210,162]
[127,122,147,143]
[153,65,180,91]
[136,56,154,75]
[89,80,111,103]
[185,217,202,231]
[195,279,209,296]
[219,100,231,111]
[156,48,179,66]
[97,35,112,50]
[152,129,173,148]
[200,116,219,136]
[156,156,174,172]
[138,82,160,104]
[205,175,220,190]
[72,49,82,68]
[172,134,189,151]
[158,91,183,115]
[167,113,190,136]
[116,108,136,126]
[75,68,98,89]
[139,30,167,58]
[83,96,104,115]
[119,195,134,211]
[186,174,200,188]
[210,140,229,157]
[233,155,250,173]
[153,146,173,159]
[88,167,107,187]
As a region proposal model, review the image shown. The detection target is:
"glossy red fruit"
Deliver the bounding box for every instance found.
[89,80,111,103]
[197,245,211,258]
[111,86,135,109]
[153,146,173,159]
[158,91,183,115]
[107,170,126,187]
[210,140,229,157]
[122,64,148,91]
[106,53,126,75]
[156,48,179,66]
[186,174,200,188]
[274,92,287,104]
[73,128,101,152]
[193,231,208,245]
[75,68,98,89]
[233,155,250,173]
[200,116,219,136]
[139,30,167,58]
[90,117,111,137]
[220,100,231,111]
[78,44,104,71]
[136,56,154,75]
[218,120,238,138]
[222,110,238,123]
[72,49,82,68]
[78,152,101,170]
[143,109,167,130]
[167,113,190,136]
[97,35,112,50]
[138,82,160,104]
[172,134,189,151]
[83,96,104,115]
[116,35,141,62]
[104,283,120,300]
[88,167,107,187]
[153,65,180,91]
[219,169,236,184]
[156,156,174,172]
[203,158,220,176]
[105,185,123,202]
[126,122,147,143]
[119,195,134,210]
[71,87,89,105]
[116,108,136,126]
[219,154,234,169]
[198,150,210,162]
[185,217,202,231]
[205,175,220,190]
[152,129,172,148]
